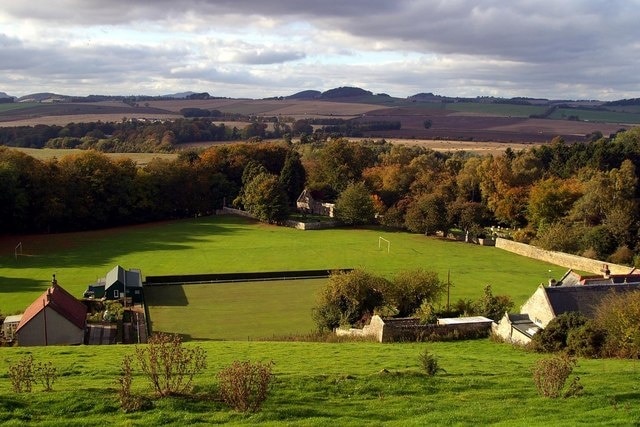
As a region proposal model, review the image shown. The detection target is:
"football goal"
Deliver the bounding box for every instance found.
[14,242,22,260]
[378,237,390,253]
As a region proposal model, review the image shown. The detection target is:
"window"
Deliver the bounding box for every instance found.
[113,289,119,299]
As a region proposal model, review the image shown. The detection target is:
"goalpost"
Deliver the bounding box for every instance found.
[378,237,390,254]
[15,242,22,260]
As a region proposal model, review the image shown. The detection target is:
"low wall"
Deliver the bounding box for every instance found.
[219,207,256,218]
[495,238,630,275]
[282,220,338,230]
[336,315,492,343]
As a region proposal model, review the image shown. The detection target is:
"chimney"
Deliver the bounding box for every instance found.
[51,274,58,287]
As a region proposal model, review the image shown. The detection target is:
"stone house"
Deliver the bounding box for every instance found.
[493,269,640,345]
[296,189,335,217]
[16,276,87,346]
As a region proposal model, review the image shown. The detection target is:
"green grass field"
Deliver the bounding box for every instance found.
[0,215,565,319]
[7,147,176,165]
[445,102,547,118]
[0,340,639,425]
[550,108,640,124]
[145,278,327,340]
[0,103,38,113]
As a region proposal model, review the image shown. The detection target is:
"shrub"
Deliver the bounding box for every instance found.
[8,355,34,393]
[418,349,445,376]
[217,360,274,413]
[33,360,57,392]
[135,333,207,397]
[312,270,388,331]
[8,356,59,392]
[530,312,588,353]
[389,269,446,317]
[474,285,514,321]
[532,354,576,398]
[594,290,640,358]
[608,245,635,265]
[117,355,151,412]
[566,322,607,358]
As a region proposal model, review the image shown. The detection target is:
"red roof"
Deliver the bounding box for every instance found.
[17,283,87,332]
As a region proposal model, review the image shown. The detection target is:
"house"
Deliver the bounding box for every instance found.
[493,269,640,345]
[296,189,335,217]
[83,266,144,304]
[16,276,87,346]
[2,314,23,342]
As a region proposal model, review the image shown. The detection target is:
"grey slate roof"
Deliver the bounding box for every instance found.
[545,284,640,318]
[105,265,142,290]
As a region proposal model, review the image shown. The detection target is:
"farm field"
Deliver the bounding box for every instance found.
[145,278,327,340]
[8,147,177,165]
[0,340,639,425]
[1,215,566,330]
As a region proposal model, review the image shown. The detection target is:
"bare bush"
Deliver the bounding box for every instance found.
[33,360,57,392]
[135,333,207,397]
[8,355,34,393]
[532,354,576,398]
[217,360,274,413]
[117,355,150,412]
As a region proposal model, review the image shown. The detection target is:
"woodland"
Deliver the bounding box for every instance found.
[2,126,640,264]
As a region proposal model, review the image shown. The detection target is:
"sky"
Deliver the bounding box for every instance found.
[1,0,639,100]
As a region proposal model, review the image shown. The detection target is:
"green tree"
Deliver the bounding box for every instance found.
[241,172,289,223]
[312,270,389,331]
[278,150,306,206]
[388,270,446,317]
[334,182,375,226]
[404,193,449,235]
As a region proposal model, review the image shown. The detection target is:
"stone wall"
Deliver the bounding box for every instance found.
[336,315,492,343]
[495,238,631,275]
[282,220,337,230]
[219,207,256,218]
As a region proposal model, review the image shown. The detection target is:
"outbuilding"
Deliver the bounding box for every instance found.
[16,276,87,346]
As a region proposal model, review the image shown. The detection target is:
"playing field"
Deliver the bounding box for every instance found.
[1,215,567,339]
[145,278,327,340]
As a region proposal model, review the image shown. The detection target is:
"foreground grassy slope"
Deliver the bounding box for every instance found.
[0,340,638,425]
[0,215,565,315]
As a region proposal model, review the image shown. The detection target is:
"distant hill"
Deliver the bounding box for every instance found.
[163,91,198,99]
[321,87,373,99]
[286,90,321,100]
[0,91,13,99]
[18,92,69,103]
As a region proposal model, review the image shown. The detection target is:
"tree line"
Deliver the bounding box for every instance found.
[3,127,640,265]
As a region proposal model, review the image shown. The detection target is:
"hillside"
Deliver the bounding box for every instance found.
[0,87,638,144]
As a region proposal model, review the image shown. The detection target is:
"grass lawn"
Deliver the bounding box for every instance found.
[145,278,327,340]
[0,340,639,425]
[1,215,565,328]
[1,215,565,315]
[6,147,176,166]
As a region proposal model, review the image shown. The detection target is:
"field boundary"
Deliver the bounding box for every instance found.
[495,238,631,274]
[144,269,352,286]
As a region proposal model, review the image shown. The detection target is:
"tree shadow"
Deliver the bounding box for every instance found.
[0,215,246,270]
[0,276,48,293]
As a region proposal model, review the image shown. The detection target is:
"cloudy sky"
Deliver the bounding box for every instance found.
[1,0,639,100]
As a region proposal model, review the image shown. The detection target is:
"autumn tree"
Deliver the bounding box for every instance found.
[334,182,375,226]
